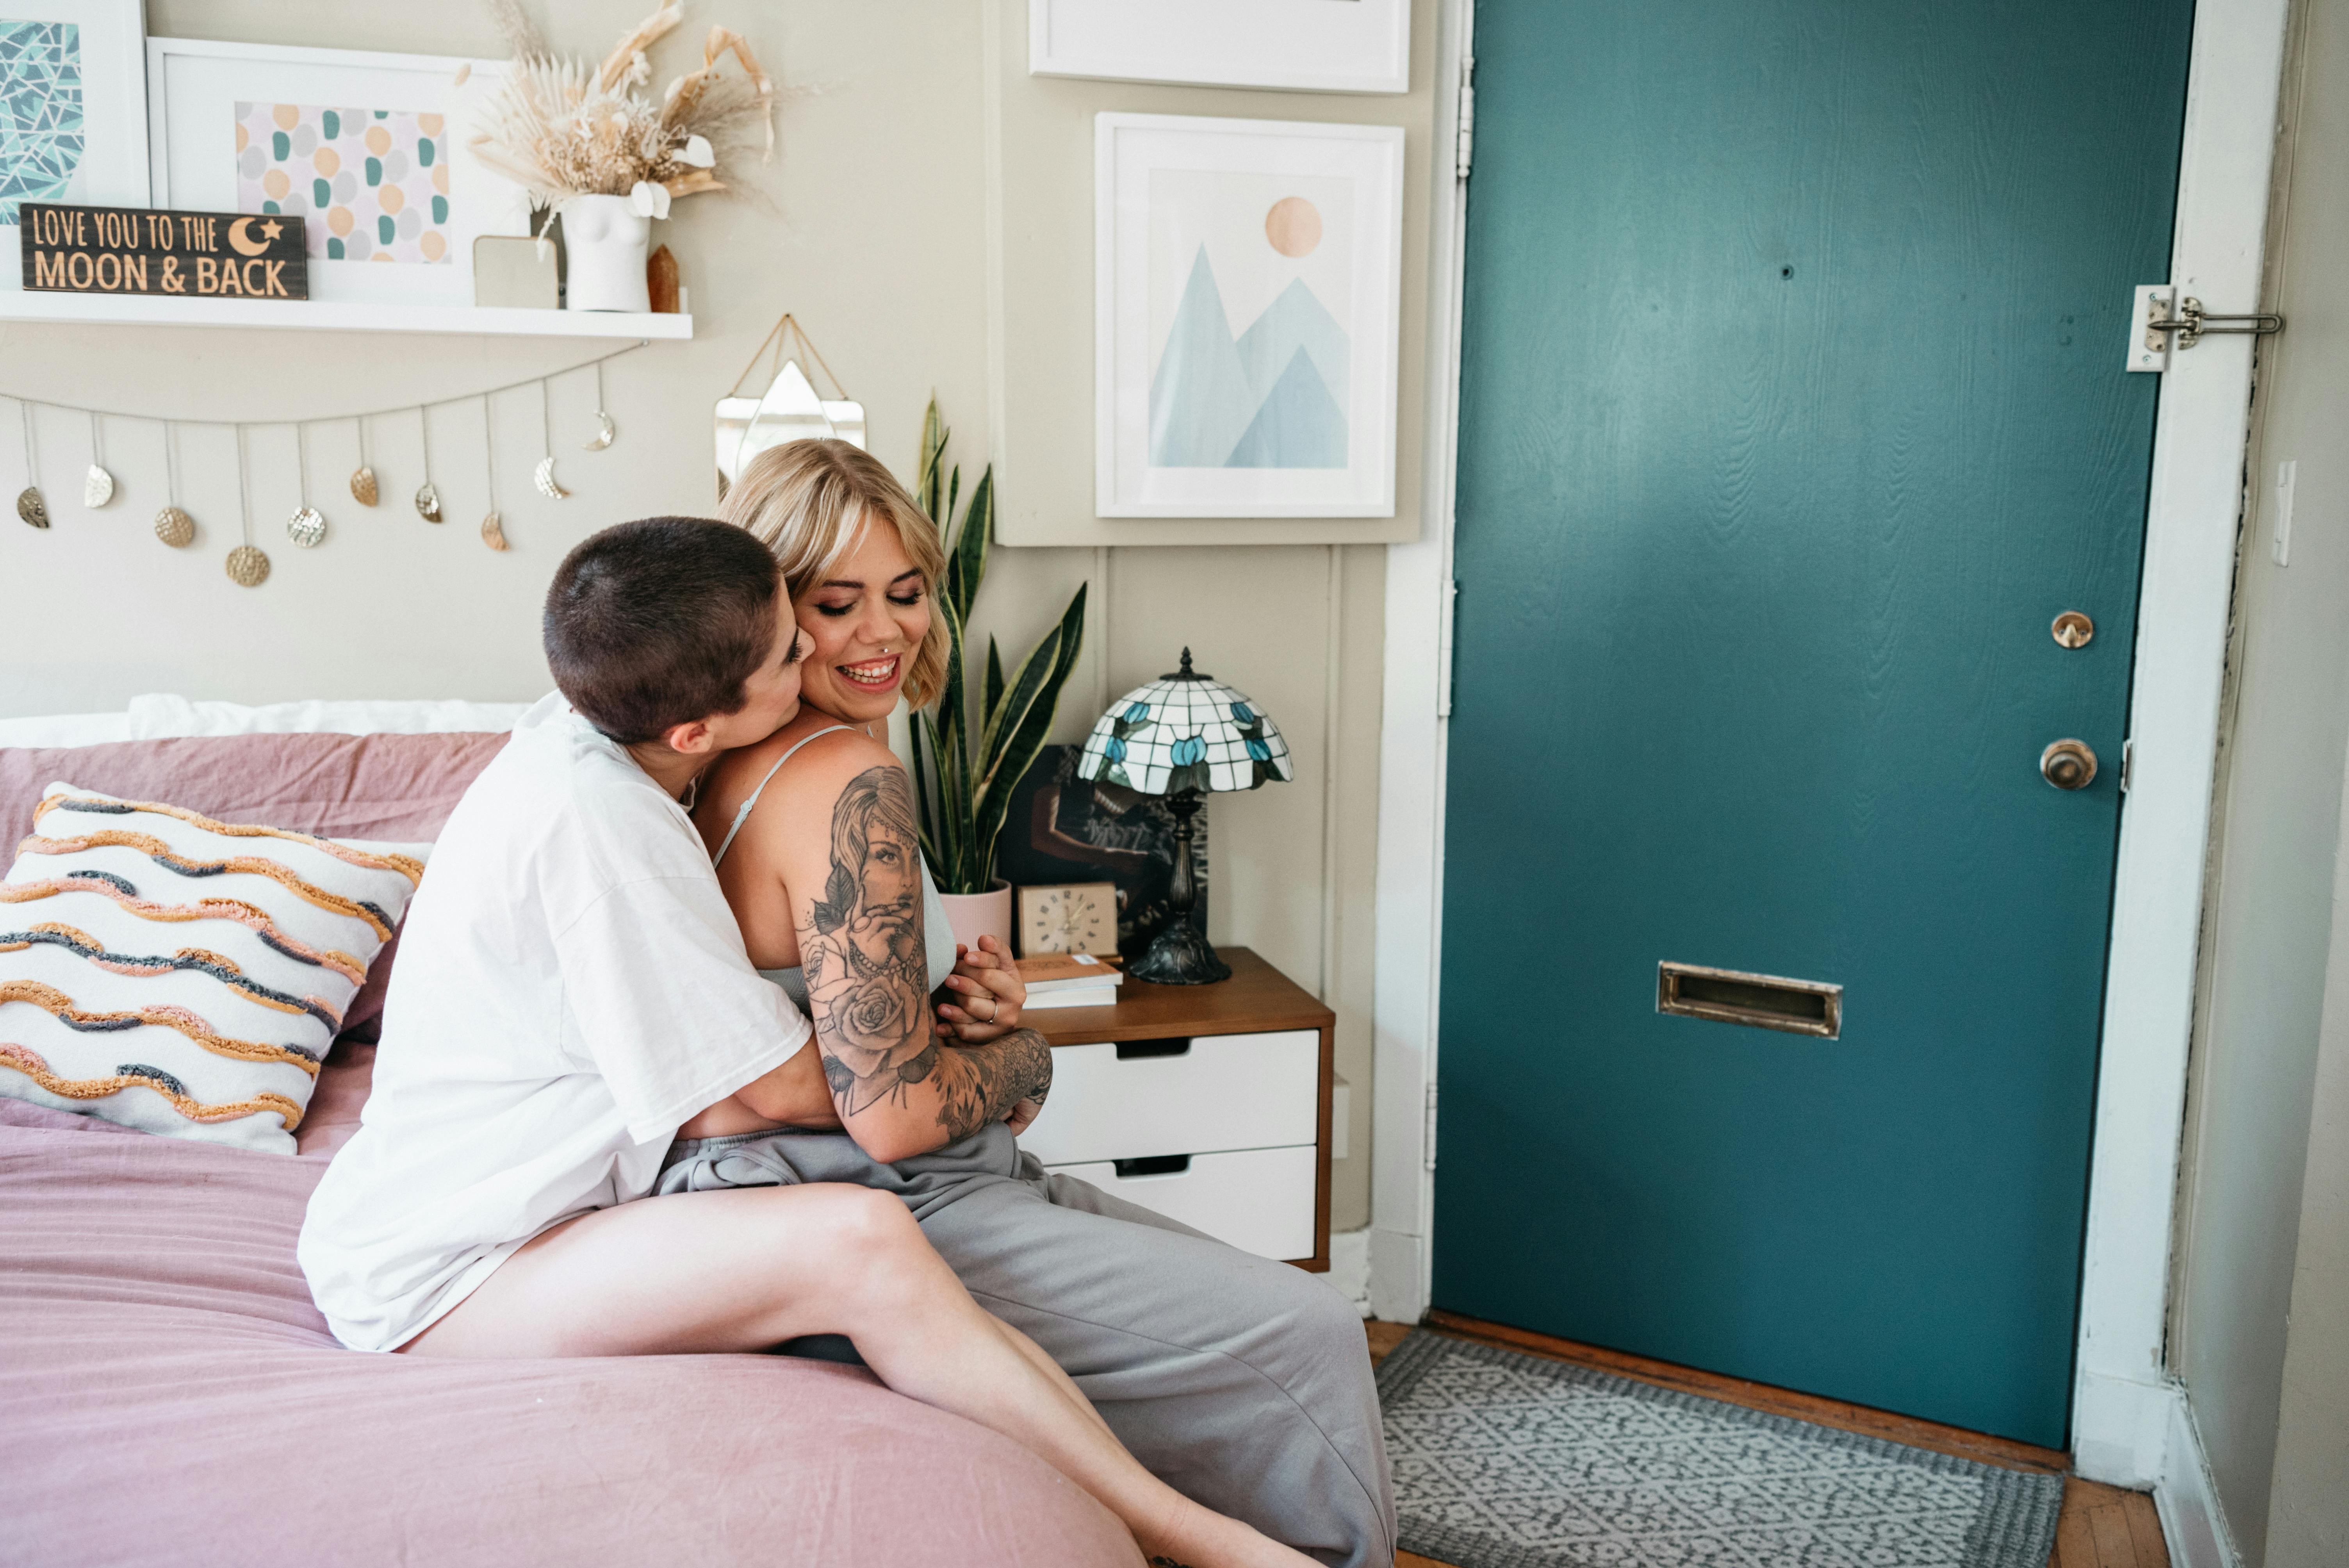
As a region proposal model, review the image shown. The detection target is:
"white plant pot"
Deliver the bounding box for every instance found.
[563,194,650,313]
[936,879,1013,957]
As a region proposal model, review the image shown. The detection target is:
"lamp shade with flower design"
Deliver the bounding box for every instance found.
[1074,649,1289,984]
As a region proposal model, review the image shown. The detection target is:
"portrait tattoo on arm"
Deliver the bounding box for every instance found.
[803,766,1051,1138]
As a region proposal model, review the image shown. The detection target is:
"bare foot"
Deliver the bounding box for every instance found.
[1140,1500,1318,1568]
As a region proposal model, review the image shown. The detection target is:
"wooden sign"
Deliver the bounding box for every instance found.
[18,202,308,301]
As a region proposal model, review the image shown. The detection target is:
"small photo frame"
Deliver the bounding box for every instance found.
[0,0,150,235]
[146,36,523,308]
[1096,112,1405,519]
[1019,881,1120,958]
[1032,0,1409,94]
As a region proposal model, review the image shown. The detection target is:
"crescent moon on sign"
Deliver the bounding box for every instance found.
[226,217,270,258]
[583,410,616,451]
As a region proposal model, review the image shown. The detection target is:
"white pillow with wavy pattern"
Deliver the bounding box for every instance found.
[0,785,429,1154]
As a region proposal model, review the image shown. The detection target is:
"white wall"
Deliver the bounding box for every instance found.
[2170,0,2349,1555]
[0,0,1394,1226]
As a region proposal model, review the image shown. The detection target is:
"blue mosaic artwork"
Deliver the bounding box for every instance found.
[0,20,84,225]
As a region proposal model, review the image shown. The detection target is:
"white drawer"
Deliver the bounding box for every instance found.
[1048,1144,1317,1261]
[1017,1029,1319,1167]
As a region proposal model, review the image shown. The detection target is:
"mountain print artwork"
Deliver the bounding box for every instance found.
[1149,193,1351,470]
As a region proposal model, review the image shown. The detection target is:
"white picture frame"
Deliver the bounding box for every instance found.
[146,37,523,308]
[1095,112,1404,520]
[0,0,148,236]
[1033,0,1410,95]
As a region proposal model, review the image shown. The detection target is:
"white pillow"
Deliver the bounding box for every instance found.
[0,713,134,749]
[0,785,430,1154]
[126,693,536,739]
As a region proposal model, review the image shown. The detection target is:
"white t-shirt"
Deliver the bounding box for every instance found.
[298,694,809,1352]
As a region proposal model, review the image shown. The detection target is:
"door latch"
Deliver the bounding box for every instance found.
[2128,285,2283,372]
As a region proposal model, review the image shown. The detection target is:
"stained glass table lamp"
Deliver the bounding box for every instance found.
[1076,648,1293,984]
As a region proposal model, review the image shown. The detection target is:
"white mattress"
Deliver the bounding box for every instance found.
[0,695,538,749]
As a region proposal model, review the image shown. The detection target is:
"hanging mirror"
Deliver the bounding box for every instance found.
[715,314,865,500]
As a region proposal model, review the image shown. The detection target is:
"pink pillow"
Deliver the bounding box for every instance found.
[0,732,508,1040]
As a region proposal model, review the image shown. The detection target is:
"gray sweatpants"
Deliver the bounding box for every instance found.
[656,1123,1395,1568]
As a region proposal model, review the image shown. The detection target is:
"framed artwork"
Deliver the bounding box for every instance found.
[1018,882,1119,957]
[999,746,1210,964]
[146,37,522,307]
[1032,0,1410,94]
[1095,112,1404,519]
[0,0,147,234]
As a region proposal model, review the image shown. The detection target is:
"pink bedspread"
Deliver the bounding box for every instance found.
[0,1059,1137,1566]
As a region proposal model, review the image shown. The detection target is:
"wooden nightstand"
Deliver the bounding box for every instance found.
[1019,947,1335,1271]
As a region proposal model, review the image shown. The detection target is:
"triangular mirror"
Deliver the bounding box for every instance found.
[715,316,866,499]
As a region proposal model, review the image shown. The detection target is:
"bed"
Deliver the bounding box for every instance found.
[0,723,1140,1567]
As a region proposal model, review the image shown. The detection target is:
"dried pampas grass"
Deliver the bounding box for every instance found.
[470,3,773,214]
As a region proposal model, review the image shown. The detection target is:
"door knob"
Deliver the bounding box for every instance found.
[2041,739,2097,790]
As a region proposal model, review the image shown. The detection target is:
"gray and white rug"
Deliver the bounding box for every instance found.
[1377,1333,2062,1568]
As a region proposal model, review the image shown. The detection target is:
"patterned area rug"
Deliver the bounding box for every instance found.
[1377,1333,2063,1568]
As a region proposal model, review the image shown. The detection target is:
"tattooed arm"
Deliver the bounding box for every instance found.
[778,744,1052,1164]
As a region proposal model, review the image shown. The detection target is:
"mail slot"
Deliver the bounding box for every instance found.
[1657,961,1842,1039]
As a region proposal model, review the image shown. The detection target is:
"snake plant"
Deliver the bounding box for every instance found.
[909,399,1088,896]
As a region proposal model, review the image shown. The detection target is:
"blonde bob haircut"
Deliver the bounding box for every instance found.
[717,438,952,709]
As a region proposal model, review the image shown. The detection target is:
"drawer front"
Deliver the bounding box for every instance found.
[1018,1028,1319,1167]
[1049,1144,1317,1261]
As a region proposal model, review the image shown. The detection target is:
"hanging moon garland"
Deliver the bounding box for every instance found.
[583,409,616,451]
[533,455,568,500]
[83,464,114,508]
[351,465,378,506]
[225,544,271,586]
[154,506,194,547]
[480,510,510,551]
[17,487,49,529]
[415,481,443,523]
[287,505,326,548]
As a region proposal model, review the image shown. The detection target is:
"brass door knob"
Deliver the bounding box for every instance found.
[2041,739,2098,790]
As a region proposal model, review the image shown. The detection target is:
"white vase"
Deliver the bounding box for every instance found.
[936,879,1014,956]
[563,194,650,312]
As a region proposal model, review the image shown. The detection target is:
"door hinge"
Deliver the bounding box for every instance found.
[2128,284,2284,372]
[1437,577,1459,718]
[2120,737,2134,794]
[1455,55,1476,180]
[1423,1079,1440,1171]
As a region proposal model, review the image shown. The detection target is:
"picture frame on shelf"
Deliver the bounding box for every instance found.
[1018,881,1120,958]
[145,37,523,309]
[0,1,149,243]
[1032,0,1410,94]
[1095,112,1404,520]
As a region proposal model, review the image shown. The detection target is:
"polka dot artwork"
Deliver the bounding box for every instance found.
[233,102,452,264]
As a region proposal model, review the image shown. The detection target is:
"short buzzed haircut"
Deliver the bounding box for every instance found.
[544,517,782,745]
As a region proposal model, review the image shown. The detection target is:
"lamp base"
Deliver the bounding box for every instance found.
[1127,916,1231,986]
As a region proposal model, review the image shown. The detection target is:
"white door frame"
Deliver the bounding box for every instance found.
[1371,0,2292,1494]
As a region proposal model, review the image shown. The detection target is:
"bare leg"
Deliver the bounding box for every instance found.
[405,1184,1309,1568]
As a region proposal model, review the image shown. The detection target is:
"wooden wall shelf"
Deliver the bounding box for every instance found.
[0,289,690,339]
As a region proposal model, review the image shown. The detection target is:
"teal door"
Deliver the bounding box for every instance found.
[1436,0,2192,1447]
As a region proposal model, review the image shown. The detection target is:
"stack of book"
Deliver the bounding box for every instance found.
[1015,951,1125,1010]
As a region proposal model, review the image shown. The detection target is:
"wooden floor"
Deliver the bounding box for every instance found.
[1367,1317,2170,1568]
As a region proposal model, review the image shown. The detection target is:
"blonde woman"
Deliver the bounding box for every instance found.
[675,440,1395,1568]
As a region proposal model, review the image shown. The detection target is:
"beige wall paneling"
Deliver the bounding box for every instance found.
[2169,0,2349,1557]
[980,0,1437,546]
[4,0,996,716]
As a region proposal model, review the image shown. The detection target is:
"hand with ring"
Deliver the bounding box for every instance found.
[936,934,1027,1044]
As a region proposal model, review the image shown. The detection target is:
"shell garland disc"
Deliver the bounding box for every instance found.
[286,506,326,548]
[351,465,379,506]
[584,410,616,450]
[16,487,48,529]
[83,465,114,508]
[154,506,194,547]
[533,455,568,500]
[480,510,509,551]
[415,481,443,522]
[225,544,271,586]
